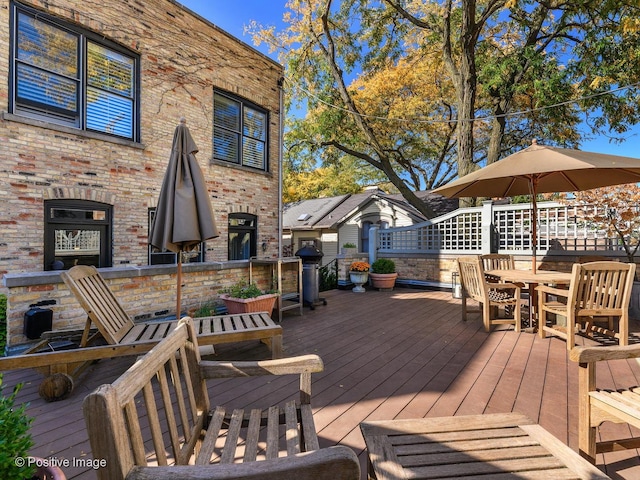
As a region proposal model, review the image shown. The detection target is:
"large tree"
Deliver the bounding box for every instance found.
[252,0,640,213]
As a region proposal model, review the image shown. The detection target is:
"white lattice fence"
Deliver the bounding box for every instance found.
[378,208,483,253]
[377,201,627,256]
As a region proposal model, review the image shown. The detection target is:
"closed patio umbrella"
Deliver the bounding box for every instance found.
[432,140,640,272]
[149,118,219,317]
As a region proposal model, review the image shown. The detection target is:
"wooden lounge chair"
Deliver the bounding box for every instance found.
[457,256,523,332]
[570,344,640,463]
[0,265,282,401]
[537,261,635,350]
[83,317,360,480]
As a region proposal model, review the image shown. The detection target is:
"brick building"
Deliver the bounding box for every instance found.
[0,0,284,347]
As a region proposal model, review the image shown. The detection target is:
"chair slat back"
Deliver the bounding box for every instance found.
[571,261,636,313]
[83,318,209,480]
[480,254,515,271]
[60,265,135,344]
[457,256,487,303]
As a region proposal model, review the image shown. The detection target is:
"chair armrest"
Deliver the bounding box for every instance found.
[126,446,360,480]
[570,344,640,363]
[199,354,324,379]
[536,285,569,299]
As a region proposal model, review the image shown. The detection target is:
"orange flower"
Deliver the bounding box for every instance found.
[350,261,370,272]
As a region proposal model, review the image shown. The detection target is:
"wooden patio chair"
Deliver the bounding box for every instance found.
[538,261,636,350]
[570,344,640,463]
[83,317,360,480]
[456,256,523,332]
[0,265,282,401]
[480,253,515,275]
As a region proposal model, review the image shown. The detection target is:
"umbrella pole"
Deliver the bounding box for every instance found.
[176,252,182,319]
[531,179,538,274]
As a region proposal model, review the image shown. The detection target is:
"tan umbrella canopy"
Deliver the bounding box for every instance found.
[432,140,640,272]
[149,118,219,317]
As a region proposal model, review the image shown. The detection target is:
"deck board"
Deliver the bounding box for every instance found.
[3,287,640,479]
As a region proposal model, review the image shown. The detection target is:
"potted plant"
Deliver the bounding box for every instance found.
[0,376,66,480]
[369,258,398,290]
[219,280,279,314]
[341,242,358,255]
[349,261,370,293]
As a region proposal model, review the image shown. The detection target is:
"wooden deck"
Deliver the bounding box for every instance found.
[4,287,640,479]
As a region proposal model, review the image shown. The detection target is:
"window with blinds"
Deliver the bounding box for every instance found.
[11,3,139,141]
[213,91,268,171]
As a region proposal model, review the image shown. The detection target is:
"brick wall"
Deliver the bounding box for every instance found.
[0,0,283,274]
[4,262,280,347]
[0,0,284,344]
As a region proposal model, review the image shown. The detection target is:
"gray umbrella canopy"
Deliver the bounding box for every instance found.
[432,140,640,271]
[150,119,219,315]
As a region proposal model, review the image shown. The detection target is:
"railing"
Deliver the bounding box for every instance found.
[319,259,338,291]
[377,207,484,254]
[376,201,625,257]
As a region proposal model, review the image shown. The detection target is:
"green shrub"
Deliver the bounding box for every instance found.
[371,258,396,274]
[219,280,272,299]
[0,376,35,480]
[342,242,356,248]
[192,302,217,317]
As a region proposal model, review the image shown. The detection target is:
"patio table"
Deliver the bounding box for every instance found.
[485,268,572,328]
[360,412,610,480]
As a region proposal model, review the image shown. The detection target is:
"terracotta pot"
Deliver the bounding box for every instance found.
[369,272,398,290]
[220,293,278,314]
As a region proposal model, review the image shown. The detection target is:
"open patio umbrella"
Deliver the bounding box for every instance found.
[149,118,219,317]
[432,140,640,272]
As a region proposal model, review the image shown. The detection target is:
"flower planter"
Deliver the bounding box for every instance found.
[349,271,369,293]
[369,272,398,290]
[220,293,278,314]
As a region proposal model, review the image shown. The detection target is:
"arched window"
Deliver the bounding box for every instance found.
[44,200,112,270]
[228,213,257,260]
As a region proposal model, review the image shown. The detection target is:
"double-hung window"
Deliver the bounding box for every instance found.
[10,2,140,141]
[213,91,268,171]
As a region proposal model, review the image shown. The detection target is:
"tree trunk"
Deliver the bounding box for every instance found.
[454,1,478,208]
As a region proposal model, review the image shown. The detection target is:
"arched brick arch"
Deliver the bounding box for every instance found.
[43,187,116,205]
[227,204,258,216]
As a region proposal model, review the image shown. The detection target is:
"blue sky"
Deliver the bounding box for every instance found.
[178,0,282,59]
[179,0,640,159]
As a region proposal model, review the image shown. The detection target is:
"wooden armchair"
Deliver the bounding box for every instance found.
[537,261,635,350]
[83,317,360,480]
[457,256,522,332]
[570,344,640,463]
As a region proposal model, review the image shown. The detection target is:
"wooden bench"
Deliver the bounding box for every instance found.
[570,344,640,463]
[83,317,360,480]
[0,265,283,400]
